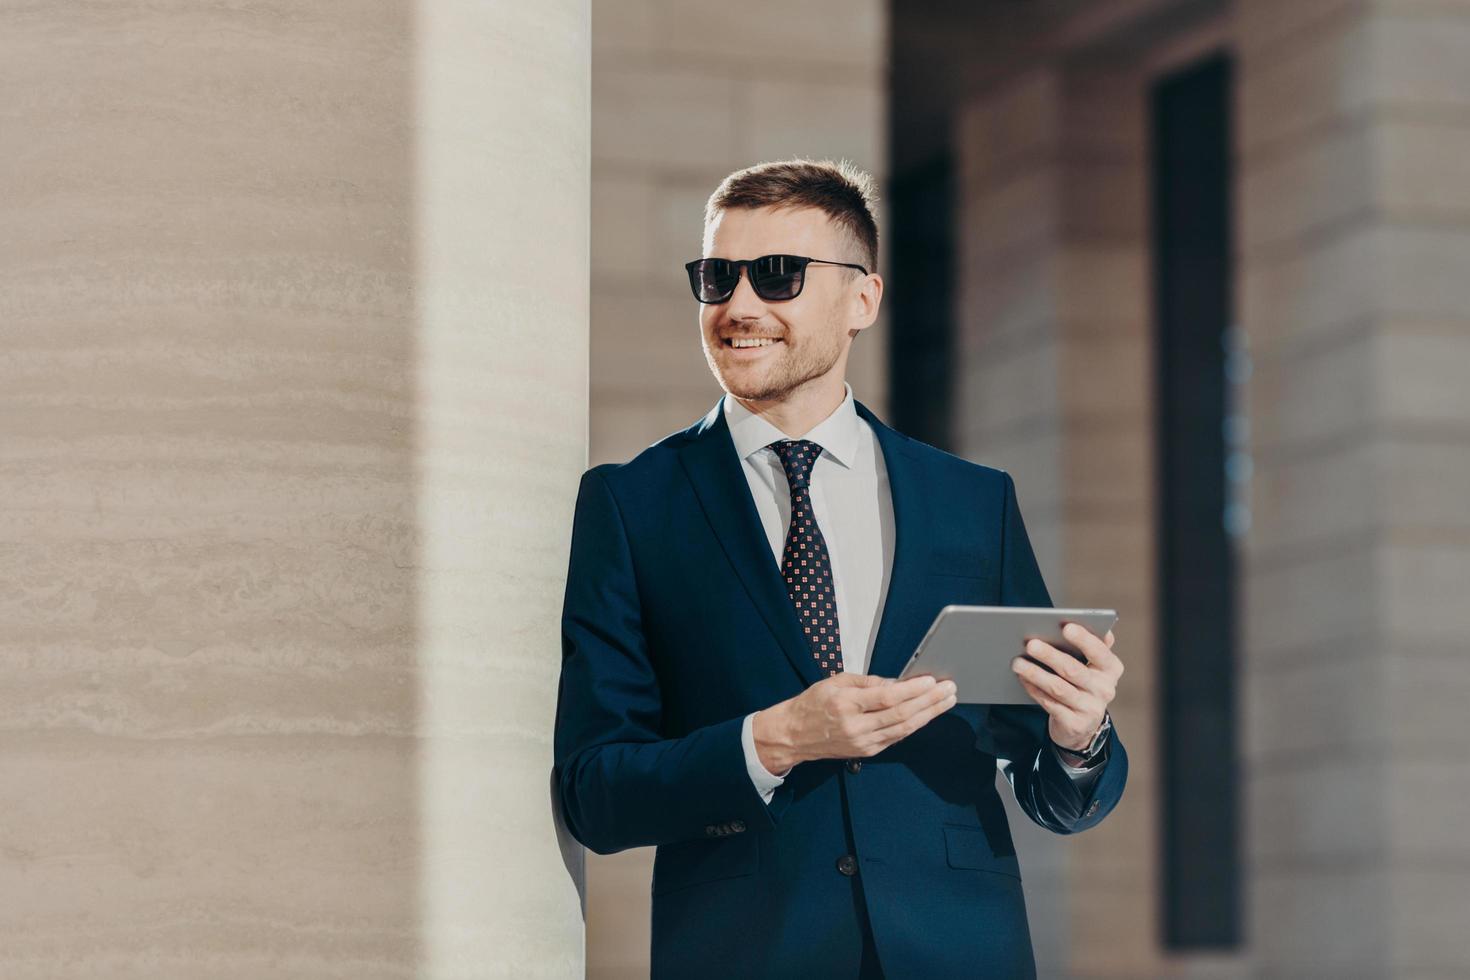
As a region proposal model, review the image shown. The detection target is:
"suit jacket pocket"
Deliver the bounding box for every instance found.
[652,833,759,897]
[942,823,1022,880]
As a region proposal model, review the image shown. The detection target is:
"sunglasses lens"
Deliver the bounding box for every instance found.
[752,255,804,299]
[686,255,809,302]
[689,259,738,302]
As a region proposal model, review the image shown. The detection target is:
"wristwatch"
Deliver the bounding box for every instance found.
[1050,711,1112,766]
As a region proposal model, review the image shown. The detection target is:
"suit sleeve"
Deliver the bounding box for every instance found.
[985,470,1128,835]
[552,466,790,855]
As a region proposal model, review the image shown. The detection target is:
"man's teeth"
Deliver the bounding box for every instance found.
[730,338,777,348]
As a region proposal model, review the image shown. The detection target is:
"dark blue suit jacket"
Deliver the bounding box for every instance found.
[553,394,1128,978]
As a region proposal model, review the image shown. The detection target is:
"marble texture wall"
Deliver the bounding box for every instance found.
[0,1,588,976]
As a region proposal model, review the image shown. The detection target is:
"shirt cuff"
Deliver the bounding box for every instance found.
[1050,740,1107,781]
[741,711,790,805]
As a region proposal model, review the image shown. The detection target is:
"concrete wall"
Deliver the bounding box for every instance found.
[586,2,888,976]
[1236,0,1470,974]
[0,2,588,976]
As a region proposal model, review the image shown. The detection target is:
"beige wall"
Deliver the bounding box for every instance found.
[0,2,588,976]
[1237,0,1470,974]
[587,1,888,975]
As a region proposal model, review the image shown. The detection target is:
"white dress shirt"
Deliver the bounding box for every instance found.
[729,382,1105,804]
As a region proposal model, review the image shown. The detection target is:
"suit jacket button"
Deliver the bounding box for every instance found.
[846,759,862,774]
[836,854,858,876]
[730,820,745,833]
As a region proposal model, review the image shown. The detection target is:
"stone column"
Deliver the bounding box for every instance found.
[0,1,588,976]
[1237,0,1470,974]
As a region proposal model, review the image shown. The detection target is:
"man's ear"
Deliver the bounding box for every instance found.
[851,272,883,328]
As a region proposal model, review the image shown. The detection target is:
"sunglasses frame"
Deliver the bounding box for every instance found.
[683,253,869,304]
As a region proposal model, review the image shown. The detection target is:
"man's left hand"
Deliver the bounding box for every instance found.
[1010,623,1123,752]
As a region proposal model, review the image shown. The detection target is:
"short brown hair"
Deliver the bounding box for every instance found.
[704,157,880,274]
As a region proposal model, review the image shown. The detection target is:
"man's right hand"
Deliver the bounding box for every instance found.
[751,673,959,776]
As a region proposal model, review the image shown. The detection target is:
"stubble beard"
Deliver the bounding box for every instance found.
[708,332,846,405]
[705,311,847,404]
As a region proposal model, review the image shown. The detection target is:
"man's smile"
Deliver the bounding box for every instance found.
[723,336,784,356]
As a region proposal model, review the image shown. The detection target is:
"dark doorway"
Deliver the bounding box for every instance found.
[886,152,956,451]
[1149,52,1242,950]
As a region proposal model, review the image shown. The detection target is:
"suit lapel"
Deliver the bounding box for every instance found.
[853,399,933,680]
[677,393,931,687]
[678,397,826,687]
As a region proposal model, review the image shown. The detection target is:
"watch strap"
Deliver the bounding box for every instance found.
[1050,711,1111,764]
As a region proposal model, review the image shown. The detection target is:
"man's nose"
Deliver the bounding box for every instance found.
[723,266,768,318]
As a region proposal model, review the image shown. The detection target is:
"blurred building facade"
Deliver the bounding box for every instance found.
[590,1,1470,978]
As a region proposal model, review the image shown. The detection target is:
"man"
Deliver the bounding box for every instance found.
[553,158,1128,978]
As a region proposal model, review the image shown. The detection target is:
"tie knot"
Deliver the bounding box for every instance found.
[767,438,822,489]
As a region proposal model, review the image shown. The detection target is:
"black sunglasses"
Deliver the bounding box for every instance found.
[684,253,868,304]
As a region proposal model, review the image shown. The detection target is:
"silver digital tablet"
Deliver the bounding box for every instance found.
[896,605,1118,704]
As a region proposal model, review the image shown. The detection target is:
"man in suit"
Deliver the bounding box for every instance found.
[553,158,1128,978]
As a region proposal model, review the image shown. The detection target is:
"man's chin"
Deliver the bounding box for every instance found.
[720,374,789,403]
[723,384,773,401]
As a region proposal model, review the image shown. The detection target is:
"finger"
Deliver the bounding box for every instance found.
[1016,675,1067,716]
[829,671,889,687]
[868,685,958,746]
[1022,639,1104,697]
[1104,629,1115,648]
[851,673,938,711]
[872,690,957,746]
[1012,656,1095,713]
[1016,677,1085,727]
[1062,622,1122,673]
[860,678,956,732]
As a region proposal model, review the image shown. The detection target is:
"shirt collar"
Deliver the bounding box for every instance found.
[722,380,861,470]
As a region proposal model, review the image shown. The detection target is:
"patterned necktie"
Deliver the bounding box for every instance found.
[767,439,844,676]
